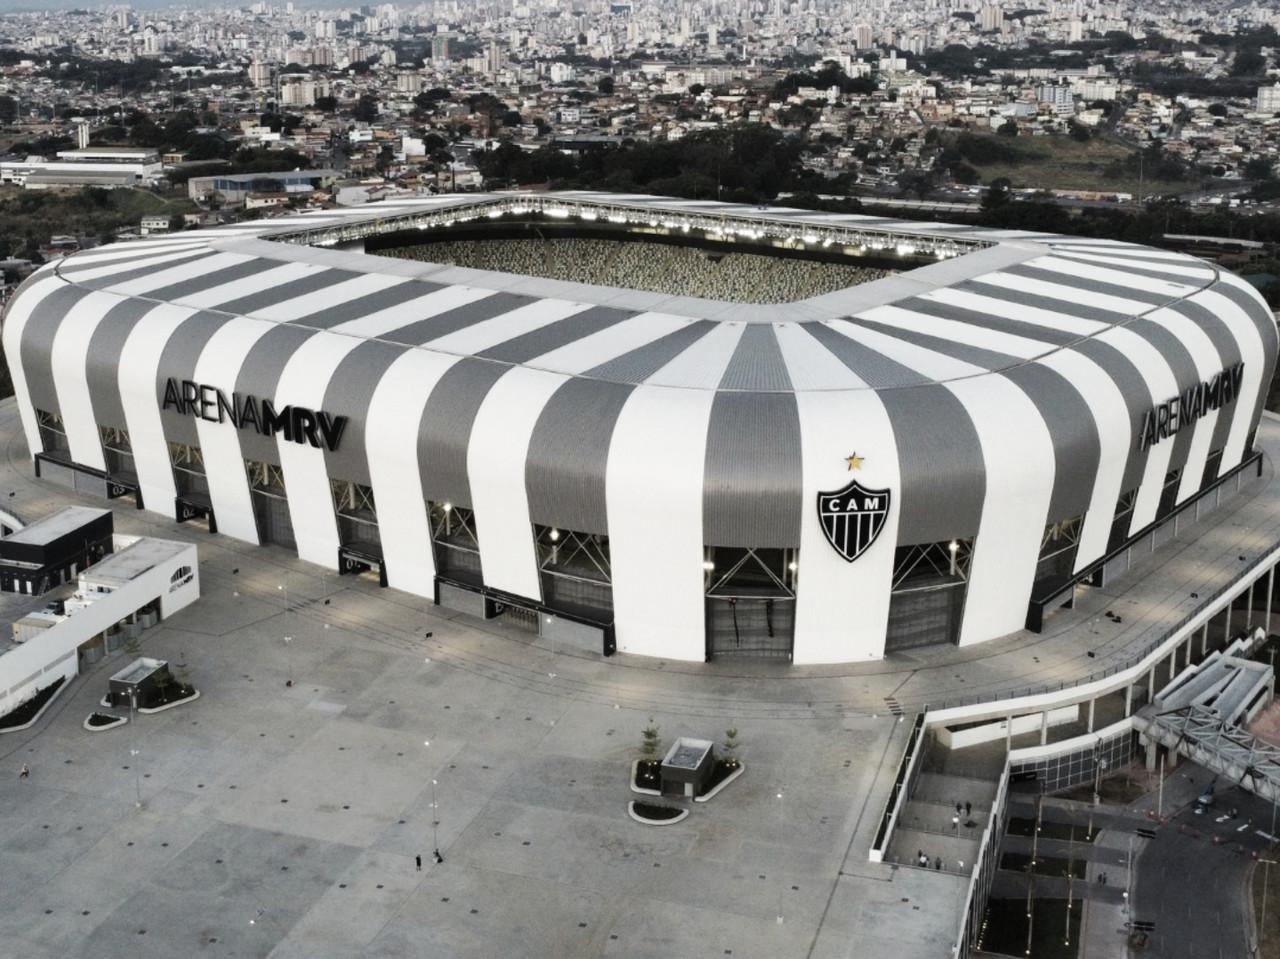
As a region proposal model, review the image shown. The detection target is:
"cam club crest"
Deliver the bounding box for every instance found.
[817,478,890,563]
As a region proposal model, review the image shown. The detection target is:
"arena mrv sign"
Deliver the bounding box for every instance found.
[162,378,348,452]
[1138,361,1244,452]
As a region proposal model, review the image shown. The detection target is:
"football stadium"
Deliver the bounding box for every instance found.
[3,191,1276,665]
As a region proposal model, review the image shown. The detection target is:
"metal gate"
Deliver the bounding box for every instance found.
[706,597,794,660]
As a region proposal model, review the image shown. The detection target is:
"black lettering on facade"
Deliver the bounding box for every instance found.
[160,377,346,451]
[260,400,291,441]
[162,378,181,412]
[1139,361,1246,451]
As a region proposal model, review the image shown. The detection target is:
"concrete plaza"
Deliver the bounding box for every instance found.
[0,400,1278,958]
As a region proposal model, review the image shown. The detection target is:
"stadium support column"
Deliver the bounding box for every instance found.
[1267,564,1275,636]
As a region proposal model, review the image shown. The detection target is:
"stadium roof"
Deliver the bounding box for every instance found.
[45,190,1238,396]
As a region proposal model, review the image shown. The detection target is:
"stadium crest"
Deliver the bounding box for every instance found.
[817,479,890,563]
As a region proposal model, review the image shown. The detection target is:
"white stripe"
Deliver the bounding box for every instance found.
[792,390,897,662]
[117,303,200,517]
[974,270,1155,315]
[1143,306,1228,505]
[103,251,258,296]
[922,287,1109,337]
[468,366,571,600]
[175,261,331,310]
[1051,250,1216,281]
[191,318,277,543]
[1094,327,1179,533]
[51,290,119,471]
[774,323,869,390]
[1191,281,1273,476]
[644,321,744,388]
[366,349,464,596]
[1,275,64,461]
[860,303,1058,360]
[424,298,589,354]
[826,319,985,382]
[527,312,692,375]
[59,248,211,282]
[252,273,410,322]
[607,385,714,660]
[1025,255,1204,297]
[949,374,1056,646]
[1034,351,1131,572]
[1048,243,1205,262]
[277,332,366,568]
[328,285,494,339]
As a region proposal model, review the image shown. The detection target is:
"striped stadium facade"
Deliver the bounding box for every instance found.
[2,192,1276,664]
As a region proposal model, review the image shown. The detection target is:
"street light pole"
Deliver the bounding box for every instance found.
[129,686,141,808]
[1262,859,1277,943]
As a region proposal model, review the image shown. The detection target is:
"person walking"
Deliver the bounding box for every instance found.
[416,854,422,872]
[18,763,28,779]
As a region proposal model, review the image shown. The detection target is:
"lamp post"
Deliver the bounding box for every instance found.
[1262,859,1277,942]
[128,685,141,808]
[776,786,785,924]
[432,778,439,852]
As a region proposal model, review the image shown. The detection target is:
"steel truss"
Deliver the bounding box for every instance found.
[1145,704,1280,801]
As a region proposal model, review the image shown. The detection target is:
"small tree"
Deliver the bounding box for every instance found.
[723,727,740,767]
[641,720,662,760]
[123,632,141,658]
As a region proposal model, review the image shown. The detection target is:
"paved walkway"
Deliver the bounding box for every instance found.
[0,400,1275,958]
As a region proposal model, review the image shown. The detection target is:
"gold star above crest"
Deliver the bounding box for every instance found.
[845,452,865,470]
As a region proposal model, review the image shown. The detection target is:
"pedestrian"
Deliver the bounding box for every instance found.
[935,856,942,870]
[18,763,28,779]
[434,849,444,864]
[955,801,963,815]
[952,815,959,833]
[416,854,422,872]
[965,800,971,817]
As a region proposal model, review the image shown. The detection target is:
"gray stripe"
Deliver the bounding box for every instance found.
[703,391,801,548]
[233,324,320,465]
[215,269,359,316]
[1053,251,1213,284]
[322,340,410,487]
[1160,298,1242,457]
[719,325,793,391]
[85,298,158,431]
[960,278,1132,325]
[844,317,1021,370]
[1002,364,1099,521]
[526,378,635,533]
[388,292,531,345]
[290,279,443,330]
[1213,278,1280,450]
[1126,317,1201,475]
[60,249,211,286]
[19,285,91,419]
[1004,263,1181,309]
[417,358,508,508]
[1069,339,1157,494]
[585,319,717,383]
[479,306,633,365]
[880,385,985,543]
[126,257,280,300]
[802,321,932,388]
[156,311,236,449]
[901,296,1079,347]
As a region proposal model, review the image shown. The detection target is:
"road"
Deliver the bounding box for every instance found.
[1132,772,1276,959]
